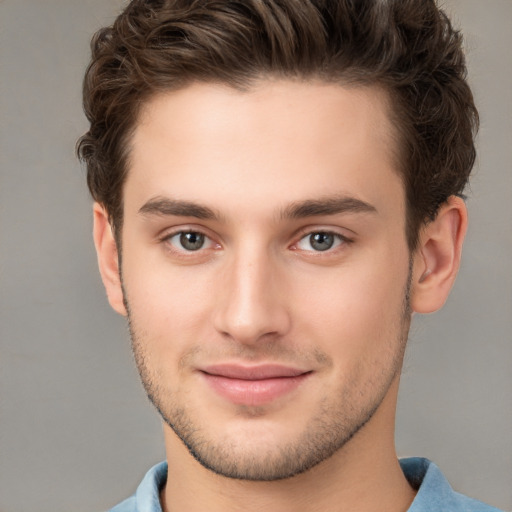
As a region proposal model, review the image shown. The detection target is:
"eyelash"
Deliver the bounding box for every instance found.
[159,228,353,256]
[290,229,353,255]
[160,229,219,255]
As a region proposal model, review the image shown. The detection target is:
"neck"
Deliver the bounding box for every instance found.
[161,378,415,512]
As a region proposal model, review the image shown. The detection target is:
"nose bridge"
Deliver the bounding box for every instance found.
[213,241,290,344]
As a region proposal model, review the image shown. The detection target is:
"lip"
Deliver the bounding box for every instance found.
[199,364,312,406]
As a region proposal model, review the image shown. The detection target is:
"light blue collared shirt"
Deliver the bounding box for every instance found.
[109,457,504,512]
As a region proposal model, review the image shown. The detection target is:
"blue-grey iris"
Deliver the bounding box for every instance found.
[180,232,205,251]
[310,232,335,251]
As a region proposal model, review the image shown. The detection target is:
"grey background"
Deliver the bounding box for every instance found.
[0,1,510,511]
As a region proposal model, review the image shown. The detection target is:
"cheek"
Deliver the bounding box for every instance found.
[121,253,215,353]
[290,251,409,358]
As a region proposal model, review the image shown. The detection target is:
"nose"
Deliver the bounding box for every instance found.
[213,249,291,346]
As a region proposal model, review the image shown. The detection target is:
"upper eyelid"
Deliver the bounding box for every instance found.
[295,231,349,247]
[300,230,347,240]
[157,226,354,247]
[158,228,218,254]
[292,226,354,243]
[159,225,215,241]
[161,230,218,256]
[285,231,352,258]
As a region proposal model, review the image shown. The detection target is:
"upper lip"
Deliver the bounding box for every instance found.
[200,364,310,380]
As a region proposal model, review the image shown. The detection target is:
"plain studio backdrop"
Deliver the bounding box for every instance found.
[0,1,510,511]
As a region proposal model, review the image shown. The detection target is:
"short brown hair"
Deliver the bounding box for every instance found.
[77,0,478,250]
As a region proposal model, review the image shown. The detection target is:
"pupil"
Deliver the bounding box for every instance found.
[180,232,204,251]
[310,232,334,251]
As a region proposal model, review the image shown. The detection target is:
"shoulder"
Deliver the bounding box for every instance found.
[108,461,168,512]
[401,458,505,512]
[109,495,137,512]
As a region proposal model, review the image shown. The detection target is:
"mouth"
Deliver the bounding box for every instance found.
[199,364,313,406]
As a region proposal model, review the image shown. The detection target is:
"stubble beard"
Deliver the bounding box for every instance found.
[122,268,412,482]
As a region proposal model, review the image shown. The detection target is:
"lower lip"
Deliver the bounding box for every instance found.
[201,372,311,406]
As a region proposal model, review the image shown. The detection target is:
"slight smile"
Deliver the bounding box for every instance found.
[199,364,313,407]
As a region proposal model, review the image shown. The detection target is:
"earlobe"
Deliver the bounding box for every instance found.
[93,203,127,316]
[410,196,468,314]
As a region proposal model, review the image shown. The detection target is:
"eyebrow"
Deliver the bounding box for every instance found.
[138,197,220,220]
[280,196,377,219]
[138,195,377,222]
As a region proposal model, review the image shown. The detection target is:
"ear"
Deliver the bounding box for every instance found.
[410,196,468,314]
[93,203,127,316]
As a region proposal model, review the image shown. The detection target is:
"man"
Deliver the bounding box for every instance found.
[78,1,503,511]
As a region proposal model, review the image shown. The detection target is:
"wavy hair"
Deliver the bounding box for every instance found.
[77,0,478,250]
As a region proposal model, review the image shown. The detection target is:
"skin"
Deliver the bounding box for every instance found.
[94,80,467,512]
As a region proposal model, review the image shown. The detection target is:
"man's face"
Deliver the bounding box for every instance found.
[118,80,412,480]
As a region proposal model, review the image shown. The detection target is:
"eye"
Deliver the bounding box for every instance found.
[295,231,345,252]
[166,231,213,252]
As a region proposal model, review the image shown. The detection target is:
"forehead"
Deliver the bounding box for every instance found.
[125,80,404,221]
